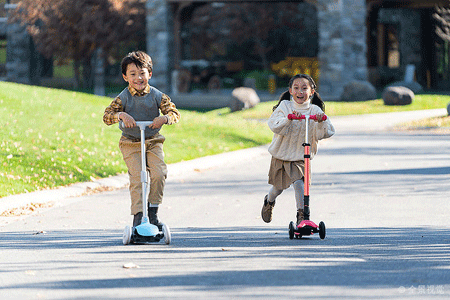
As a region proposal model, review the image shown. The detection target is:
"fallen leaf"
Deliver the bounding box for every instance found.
[123,262,140,269]
[33,231,46,235]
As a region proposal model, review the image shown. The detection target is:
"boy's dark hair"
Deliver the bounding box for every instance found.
[273,74,325,112]
[121,51,153,75]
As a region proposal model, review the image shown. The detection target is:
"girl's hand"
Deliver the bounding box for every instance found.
[119,112,136,128]
[315,113,325,122]
[149,115,168,129]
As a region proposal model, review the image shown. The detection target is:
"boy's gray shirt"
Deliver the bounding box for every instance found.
[118,86,163,140]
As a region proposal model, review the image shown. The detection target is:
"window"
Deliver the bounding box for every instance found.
[377,23,400,68]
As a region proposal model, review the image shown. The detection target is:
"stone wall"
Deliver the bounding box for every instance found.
[317,0,367,100]
[146,0,171,92]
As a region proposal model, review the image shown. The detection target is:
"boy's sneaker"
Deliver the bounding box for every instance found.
[133,212,143,227]
[261,195,275,223]
[148,206,161,226]
[296,209,304,226]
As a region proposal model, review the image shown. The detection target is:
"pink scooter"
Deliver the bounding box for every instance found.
[287,113,326,240]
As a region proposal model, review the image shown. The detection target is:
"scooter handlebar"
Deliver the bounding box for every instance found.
[287,114,327,121]
[119,121,154,130]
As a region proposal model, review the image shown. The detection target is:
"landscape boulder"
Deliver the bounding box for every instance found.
[229,87,260,112]
[340,80,377,102]
[382,86,414,106]
[387,80,423,94]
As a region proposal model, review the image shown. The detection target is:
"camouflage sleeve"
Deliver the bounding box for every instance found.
[103,97,123,125]
[160,94,180,125]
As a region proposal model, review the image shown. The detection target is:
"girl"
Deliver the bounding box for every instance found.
[261,74,335,226]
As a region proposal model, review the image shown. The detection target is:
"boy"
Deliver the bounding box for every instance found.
[103,51,180,227]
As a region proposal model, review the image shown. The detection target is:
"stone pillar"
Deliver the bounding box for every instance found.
[93,48,105,96]
[317,0,367,101]
[146,0,171,92]
[6,22,32,84]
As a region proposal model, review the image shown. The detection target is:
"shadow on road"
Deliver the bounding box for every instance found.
[1,226,450,292]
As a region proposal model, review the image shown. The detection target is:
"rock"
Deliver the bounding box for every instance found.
[383,86,414,106]
[229,87,260,112]
[388,80,423,94]
[340,80,377,102]
[447,102,450,116]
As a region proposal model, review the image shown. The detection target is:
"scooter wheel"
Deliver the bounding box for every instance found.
[123,225,132,245]
[289,221,295,240]
[319,221,326,240]
[162,223,171,245]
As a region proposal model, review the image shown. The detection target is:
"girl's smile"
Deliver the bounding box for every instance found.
[289,78,315,105]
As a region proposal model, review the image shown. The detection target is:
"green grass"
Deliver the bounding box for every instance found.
[53,61,74,78]
[1,81,449,197]
[0,82,272,197]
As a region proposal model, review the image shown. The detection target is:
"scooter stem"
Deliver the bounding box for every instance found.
[303,115,311,220]
[287,113,327,222]
[136,121,154,224]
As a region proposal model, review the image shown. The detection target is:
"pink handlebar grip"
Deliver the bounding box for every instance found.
[287,114,327,121]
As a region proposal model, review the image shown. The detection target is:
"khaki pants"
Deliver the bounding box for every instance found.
[119,134,167,215]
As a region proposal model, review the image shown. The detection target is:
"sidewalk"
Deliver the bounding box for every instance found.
[0,108,447,217]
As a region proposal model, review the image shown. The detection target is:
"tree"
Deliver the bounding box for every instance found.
[434,1,450,42]
[11,0,146,88]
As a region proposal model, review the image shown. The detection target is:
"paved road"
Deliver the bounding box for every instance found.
[1,109,450,299]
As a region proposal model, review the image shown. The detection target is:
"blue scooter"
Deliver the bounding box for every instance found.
[122,121,171,245]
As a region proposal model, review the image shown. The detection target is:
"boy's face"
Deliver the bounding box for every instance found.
[122,63,152,91]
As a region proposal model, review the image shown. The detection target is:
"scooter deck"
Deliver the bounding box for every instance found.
[294,220,319,236]
[289,220,325,239]
[131,226,164,244]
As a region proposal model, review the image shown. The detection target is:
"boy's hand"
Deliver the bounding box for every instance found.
[149,116,168,129]
[119,112,136,128]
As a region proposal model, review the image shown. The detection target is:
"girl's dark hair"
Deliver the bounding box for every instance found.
[121,51,153,75]
[272,74,325,112]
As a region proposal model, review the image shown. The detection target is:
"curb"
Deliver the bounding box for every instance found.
[1,108,447,215]
[0,145,269,215]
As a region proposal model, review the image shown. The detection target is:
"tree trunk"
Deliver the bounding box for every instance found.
[93,48,105,96]
[73,60,80,89]
[82,55,93,90]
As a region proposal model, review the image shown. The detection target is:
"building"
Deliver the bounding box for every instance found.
[2,0,450,103]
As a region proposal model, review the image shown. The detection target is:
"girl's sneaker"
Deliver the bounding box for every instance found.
[296,209,304,226]
[261,195,275,223]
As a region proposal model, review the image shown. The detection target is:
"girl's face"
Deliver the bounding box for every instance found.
[289,77,315,105]
[122,63,152,91]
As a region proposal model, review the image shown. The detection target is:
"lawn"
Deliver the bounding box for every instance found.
[1,81,449,197]
[0,82,273,197]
